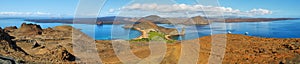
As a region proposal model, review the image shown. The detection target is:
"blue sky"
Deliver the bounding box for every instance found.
[219,0,300,18]
[0,0,299,18]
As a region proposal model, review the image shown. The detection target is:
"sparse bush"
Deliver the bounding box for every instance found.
[130,31,176,43]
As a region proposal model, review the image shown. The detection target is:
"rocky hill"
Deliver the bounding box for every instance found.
[0,23,77,63]
[124,19,183,40]
[139,15,171,24]
[17,23,43,35]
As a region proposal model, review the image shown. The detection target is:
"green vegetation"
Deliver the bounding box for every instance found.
[148,31,165,40]
[130,31,176,43]
[130,38,150,42]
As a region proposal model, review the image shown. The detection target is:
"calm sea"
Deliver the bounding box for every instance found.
[0,19,300,40]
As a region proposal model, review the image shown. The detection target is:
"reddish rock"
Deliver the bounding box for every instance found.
[18,23,43,35]
[4,26,17,32]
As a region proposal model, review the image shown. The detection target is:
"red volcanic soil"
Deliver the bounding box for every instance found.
[97,34,300,64]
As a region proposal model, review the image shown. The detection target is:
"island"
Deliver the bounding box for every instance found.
[24,15,299,26]
[224,18,299,23]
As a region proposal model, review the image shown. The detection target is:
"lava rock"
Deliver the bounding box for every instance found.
[4,26,17,32]
[18,23,43,35]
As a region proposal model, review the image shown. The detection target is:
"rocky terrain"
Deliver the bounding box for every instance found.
[1,23,300,63]
[0,23,76,63]
[123,19,184,40]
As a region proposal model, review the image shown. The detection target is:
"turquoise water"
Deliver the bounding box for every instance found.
[0,19,141,40]
[1,19,300,40]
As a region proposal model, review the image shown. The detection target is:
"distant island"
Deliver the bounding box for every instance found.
[24,15,299,25]
[224,18,299,23]
[24,15,210,25]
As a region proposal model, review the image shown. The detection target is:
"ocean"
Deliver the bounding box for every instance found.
[1,18,300,40]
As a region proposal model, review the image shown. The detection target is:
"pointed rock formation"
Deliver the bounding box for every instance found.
[18,23,43,35]
[180,27,185,35]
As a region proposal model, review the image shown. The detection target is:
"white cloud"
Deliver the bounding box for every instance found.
[247,8,272,15]
[114,3,272,17]
[0,11,51,16]
[109,9,115,13]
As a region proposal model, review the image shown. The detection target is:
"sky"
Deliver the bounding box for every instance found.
[0,0,299,18]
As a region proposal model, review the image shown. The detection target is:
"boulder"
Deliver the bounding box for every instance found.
[59,49,76,61]
[18,23,43,35]
[0,28,10,40]
[0,56,16,64]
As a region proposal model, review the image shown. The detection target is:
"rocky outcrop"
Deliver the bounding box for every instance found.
[59,49,76,61]
[1,26,29,58]
[0,56,16,64]
[17,23,43,35]
[0,27,17,50]
[0,23,78,63]
[124,19,183,39]
[4,26,17,32]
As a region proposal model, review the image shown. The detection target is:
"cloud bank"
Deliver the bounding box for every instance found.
[0,12,51,16]
[112,3,272,17]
